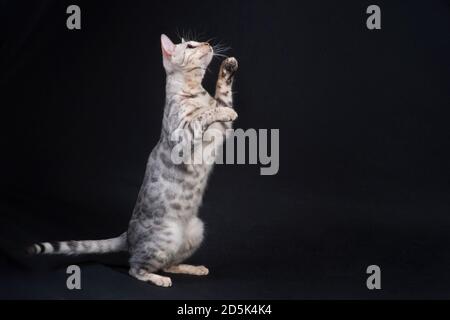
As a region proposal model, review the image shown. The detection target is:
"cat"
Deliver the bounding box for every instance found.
[28,34,239,287]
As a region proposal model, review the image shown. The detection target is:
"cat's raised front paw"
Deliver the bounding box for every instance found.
[222,108,238,122]
[223,57,238,73]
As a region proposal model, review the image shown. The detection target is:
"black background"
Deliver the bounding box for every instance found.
[1,0,450,299]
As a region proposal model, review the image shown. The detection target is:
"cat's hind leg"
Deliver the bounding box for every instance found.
[164,264,209,276]
[128,219,185,287]
[128,243,176,287]
[129,248,178,287]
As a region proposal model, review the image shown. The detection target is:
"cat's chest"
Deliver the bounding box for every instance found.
[176,95,215,117]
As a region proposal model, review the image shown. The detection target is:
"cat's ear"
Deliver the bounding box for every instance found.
[161,34,175,58]
[181,38,186,43]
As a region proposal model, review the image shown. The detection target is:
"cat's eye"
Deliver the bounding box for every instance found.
[187,44,195,49]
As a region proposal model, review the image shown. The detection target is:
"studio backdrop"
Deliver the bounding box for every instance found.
[1,0,450,299]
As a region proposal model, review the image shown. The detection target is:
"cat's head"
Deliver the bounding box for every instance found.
[160,34,213,75]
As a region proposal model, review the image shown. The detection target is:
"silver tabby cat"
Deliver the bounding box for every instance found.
[29,34,238,287]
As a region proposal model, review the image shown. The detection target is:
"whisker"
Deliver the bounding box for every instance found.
[205,37,217,44]
[213,44,230,50]
[212,42,231,53]
[213,53,229,59]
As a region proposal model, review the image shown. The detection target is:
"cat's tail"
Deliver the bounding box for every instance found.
[27,232,128,255]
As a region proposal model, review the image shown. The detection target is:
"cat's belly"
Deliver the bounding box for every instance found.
[148,216,204,266]
[127,214,205,267]
[172,216,205,263]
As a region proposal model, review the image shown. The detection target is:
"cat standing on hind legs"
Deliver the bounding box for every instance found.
[28,34,239,288]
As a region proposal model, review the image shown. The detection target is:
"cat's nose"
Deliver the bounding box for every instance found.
[204,43,212,50]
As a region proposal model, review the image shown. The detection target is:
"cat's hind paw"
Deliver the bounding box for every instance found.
[129,268,173,287]
[164,264,210,276]
[151,275,172,287]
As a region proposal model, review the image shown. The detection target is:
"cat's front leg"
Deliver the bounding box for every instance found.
[195,106,237,130]
[215,57,238,108]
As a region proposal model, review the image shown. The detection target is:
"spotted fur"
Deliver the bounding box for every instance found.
[29,34,238,287]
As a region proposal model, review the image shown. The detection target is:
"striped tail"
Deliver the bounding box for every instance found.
[28,232,127,255]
